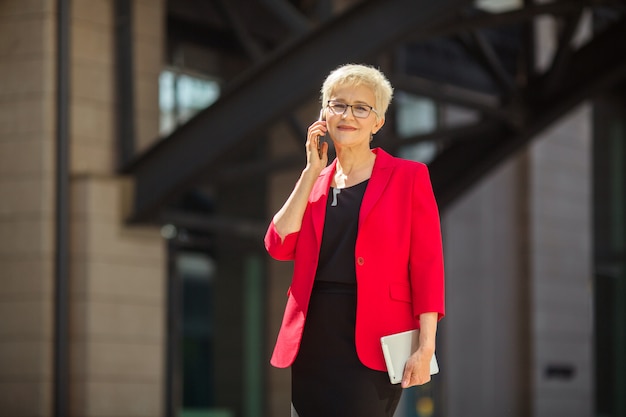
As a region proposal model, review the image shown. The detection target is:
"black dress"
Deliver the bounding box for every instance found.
[291,180,402,417]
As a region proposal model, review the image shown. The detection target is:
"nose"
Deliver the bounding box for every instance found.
[341,105,355,119]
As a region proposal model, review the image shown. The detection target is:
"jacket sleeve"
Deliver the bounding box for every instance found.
[264,220,300,261]
[410,164,445,322]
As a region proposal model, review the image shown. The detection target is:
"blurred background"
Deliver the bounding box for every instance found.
[1,0,625,416]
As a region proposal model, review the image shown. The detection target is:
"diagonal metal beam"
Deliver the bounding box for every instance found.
[214,122,499,185]
[124,0,473,222]
[212,0,265,60]
[464,29,516,95]
[315,0,333,22]
[214,153,303,185]
[258,0,312,35]
[541,10,584,96]
[421,0,606,41]
[285,113,308,147]
[389,122,500,150]
[392,73,516,123]
[431,17,626,211]
[159,210,266,239]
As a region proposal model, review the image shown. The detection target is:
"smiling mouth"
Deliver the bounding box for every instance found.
[337,126,357,130]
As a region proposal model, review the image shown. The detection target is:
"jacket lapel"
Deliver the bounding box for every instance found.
[359,148,394,229]
[310,159,337,247]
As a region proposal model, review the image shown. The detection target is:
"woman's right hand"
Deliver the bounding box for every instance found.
[305,119,328,174]
[271,118,328,239]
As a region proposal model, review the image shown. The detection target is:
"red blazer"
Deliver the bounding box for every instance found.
[264,148,445,371]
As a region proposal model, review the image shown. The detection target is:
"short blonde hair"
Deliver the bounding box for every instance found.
[320,64,393,120]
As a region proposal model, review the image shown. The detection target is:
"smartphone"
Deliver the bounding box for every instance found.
[317,108,326,158]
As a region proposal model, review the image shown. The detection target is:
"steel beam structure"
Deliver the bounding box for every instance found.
[213,0,265,61]
[462,30,517,95]
[258,0,311,35]
[160,210,266,239]
[206,7,626,213]
[392,74,511,123]
[123,0,473,222]
[125,0,626,227]
[423,0,619,39]
[430,17,626,211]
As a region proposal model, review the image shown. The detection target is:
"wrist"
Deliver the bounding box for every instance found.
[417,343,435,355]
[301,166,321,181]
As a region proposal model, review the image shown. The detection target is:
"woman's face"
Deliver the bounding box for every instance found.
[325,83,385,149]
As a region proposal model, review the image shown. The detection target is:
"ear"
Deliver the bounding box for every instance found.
[372,117,385,135]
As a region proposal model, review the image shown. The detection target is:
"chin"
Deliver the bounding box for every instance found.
[333,134,366,144]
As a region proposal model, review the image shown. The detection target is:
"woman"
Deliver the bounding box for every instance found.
[264,64,445,417]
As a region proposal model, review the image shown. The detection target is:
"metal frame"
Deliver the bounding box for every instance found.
[123,0,473,222]
[430,16,626,210]
[123,0,626,225]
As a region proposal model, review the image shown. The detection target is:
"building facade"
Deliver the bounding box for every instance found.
[0,1,624,417]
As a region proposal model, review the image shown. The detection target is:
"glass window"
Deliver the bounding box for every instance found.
[396,91,437,138]
[177,251,219,416]
[396,91,439,164]
[160,69,221,137]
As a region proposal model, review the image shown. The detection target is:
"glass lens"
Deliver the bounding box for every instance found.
[352,105,371,118]
[327,102,372,118]
[329,102,347,115]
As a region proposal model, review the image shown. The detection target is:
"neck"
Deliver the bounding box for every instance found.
[334,147,376,188]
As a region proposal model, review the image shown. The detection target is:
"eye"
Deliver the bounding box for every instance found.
[331,103,347,112]
[354,105,369,113]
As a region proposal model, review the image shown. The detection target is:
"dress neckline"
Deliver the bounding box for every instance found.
[331,178,370,191]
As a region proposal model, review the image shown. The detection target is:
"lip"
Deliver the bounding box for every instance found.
[337,125,357,131]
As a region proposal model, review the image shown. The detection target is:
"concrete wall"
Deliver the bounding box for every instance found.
[0,1,56,415]
[0,1,597,415]
[441,104,593,417]
[69,1,166,416]
[0,0,166,416]
[530,9,593,416]
[528,104,593,417]
[440,8,593,417]
[442,148,530,417]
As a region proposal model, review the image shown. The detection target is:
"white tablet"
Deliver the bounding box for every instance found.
[380,329,439,384]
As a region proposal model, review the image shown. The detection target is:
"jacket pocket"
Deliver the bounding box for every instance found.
[389,283,412,303]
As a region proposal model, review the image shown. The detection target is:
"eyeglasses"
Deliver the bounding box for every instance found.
[326,100,378,119]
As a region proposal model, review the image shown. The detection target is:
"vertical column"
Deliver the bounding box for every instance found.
[68,0,166,416]
[527,105,593,417]
[592,96,625,416]
[266,121,306,416]
[528,10,594,417]
[0,0,57,416]
[441,154,530,417]
[133,0,163,153]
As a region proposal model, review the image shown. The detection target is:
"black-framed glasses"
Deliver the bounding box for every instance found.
[326,100,378,119]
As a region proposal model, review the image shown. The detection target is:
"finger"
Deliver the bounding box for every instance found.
[308,130,325,143]
[308,122,327,137]
[306,134,318,148]
[320,141,329,156]
[401,366,413,388]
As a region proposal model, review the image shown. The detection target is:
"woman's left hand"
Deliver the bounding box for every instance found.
[401,347,434,388]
